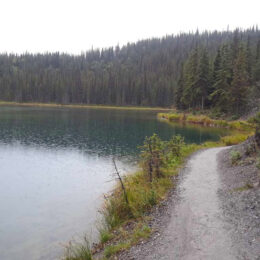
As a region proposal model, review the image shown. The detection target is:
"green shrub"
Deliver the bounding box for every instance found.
[166,135,185,157]
[104,242,130,258]
[230,150,241,164]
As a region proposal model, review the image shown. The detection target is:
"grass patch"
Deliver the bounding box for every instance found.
[221,133,251,146]
[63,237,92,260]
[0,101,171,111]
[158,112,254,132]
[99,228,114,244]
[104,242,131,258]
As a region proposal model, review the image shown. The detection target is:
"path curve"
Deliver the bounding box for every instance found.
[127,147,236,260]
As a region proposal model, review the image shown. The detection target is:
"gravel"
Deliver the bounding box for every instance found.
[217,138,260,260]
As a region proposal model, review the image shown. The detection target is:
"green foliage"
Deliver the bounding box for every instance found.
[140,134,165,181]
[0,28,259,111]
[99,228,114,244]
[221,134,249,146]
[230,150,242,164]
[230,44,250,114]
[166,135,184,157]
[102,196,132,229]
[95,135,223,258]
[64,237,92,260]
[131,224,151,243]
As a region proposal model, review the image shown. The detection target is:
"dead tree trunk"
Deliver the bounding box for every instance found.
[112,157,129,204]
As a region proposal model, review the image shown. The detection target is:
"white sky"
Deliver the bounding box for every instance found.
[0,0,259,54]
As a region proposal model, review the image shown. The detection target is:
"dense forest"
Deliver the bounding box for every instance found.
[0,27,259,114]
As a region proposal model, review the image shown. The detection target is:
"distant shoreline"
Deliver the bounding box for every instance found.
[0,101,173,111]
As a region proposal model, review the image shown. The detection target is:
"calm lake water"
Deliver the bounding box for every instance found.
[0,106,229,260]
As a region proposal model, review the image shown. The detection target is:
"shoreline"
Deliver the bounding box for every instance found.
[64,112,256,259]
[0,101,172,111]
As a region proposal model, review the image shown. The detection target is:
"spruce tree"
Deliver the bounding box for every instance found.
[195,48,211,109]
[210,44,232,112]
[181,47,199,108]
[230,44,250,114]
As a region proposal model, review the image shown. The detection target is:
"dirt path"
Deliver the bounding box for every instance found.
[125,147,237,260]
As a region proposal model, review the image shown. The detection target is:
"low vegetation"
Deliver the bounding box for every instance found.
[64,237,92,260]
[64,112,260,259]
[158,112,254,132]
[64,134,223,259]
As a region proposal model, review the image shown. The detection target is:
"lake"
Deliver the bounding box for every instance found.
[0,106,229,260]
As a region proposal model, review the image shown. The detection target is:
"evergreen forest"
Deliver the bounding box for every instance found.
[0,27,259,114]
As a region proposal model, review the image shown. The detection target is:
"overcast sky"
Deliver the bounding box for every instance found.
[1,0,259,54]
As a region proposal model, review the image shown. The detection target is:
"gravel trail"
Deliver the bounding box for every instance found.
[125,147,237,260]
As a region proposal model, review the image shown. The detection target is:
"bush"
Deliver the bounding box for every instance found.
[230,150,241,164]
[140,134,164,181]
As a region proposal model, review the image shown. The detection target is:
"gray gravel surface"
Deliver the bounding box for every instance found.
[217,140,260,260]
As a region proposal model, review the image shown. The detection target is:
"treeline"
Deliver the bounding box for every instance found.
[0,27,259,110]
[176,29,260,114]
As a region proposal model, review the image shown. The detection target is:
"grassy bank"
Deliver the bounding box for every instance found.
[158,112,254,131]
[0,101,172,111]
[158,112,255,146]
[64,138,224,260]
